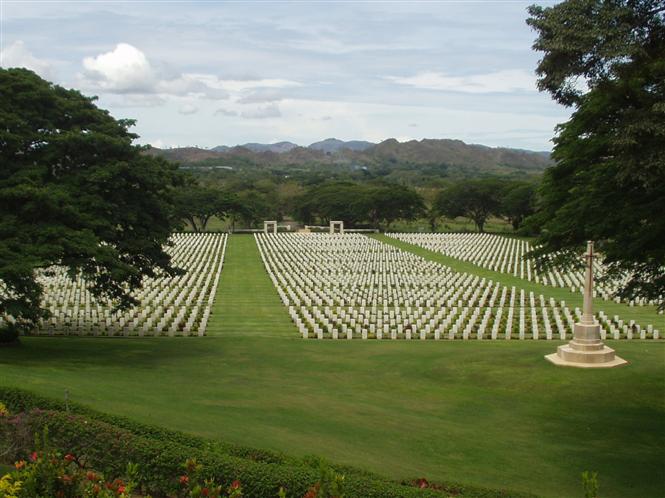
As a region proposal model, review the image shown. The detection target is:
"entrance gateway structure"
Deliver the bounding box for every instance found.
[545,241,627,368]
[263,221,277,234]
[330,221,344,234]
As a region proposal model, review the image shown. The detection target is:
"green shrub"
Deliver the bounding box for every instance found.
[582,471,599,498]
[0,324,19,344]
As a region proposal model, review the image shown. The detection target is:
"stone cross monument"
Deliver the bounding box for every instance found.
[545,241,627,368]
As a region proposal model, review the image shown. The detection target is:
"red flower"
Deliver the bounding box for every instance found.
[62,474,73,485]
[417,477,429,489]
[179,475,189,485]
[14,460,26,470]
[231,480,241,489]
[30,451,38,462]
[64,453,75,462]
[93,484,101,495]
[118,485,126,494]
[201,488,209,497]
[87,471,97,481]
[303,485,319,498]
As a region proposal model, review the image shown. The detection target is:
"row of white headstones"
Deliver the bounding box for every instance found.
[256,233,660,340]
[386,232,659,307]
[0,233,227,336]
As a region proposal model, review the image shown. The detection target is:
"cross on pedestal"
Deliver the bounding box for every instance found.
[545,240,627,368]
[581,241,595,325]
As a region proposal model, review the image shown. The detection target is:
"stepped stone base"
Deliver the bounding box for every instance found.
[545,322,627,368]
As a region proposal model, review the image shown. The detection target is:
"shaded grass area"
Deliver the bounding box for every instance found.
[375,234,663,329]
[2,338,663,498]
[2,235,664,498]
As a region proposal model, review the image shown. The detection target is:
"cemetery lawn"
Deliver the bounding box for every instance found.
[2,235,664,498]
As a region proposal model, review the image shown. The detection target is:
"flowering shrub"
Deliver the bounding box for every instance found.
[0,401,9,417]
[301,458,345,498]
[1,428,137,498]
[0,452,250,498]
[177,458,243,498]
[7,450,136,498]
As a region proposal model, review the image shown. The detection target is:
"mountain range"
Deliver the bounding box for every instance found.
[208,138,375,154]
[146,138,554,177]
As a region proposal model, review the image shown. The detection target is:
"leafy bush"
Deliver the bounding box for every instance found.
[3,427,138,498]
[582,471,599,498]
[0,323,19,344]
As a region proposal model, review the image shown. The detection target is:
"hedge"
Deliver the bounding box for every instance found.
[0,387,537,498]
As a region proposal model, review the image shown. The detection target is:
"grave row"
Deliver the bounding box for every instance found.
[387,232,660,307]
[255,233,659,340]
[1,233,227,336]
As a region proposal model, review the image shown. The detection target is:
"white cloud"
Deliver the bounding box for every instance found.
[240,103,281,119]
[193,76,301,93]
[149,138,166,148]
[387,69,536,93]
[214,108,238,117]
[82,43,155,92]
[237,90,286,104]
[78,44,302,108]
[178,103,199,115]
[79,43,228,99]
[103,94,166,108]
[0,41,54,79]
[214,103,282,119]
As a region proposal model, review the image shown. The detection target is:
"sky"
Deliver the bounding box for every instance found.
[0,0,569,151]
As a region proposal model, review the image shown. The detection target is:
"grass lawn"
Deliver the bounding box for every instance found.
[2,235,664,498]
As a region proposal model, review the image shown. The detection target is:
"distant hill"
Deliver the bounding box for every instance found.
[239,141,299,153]
[209,138,371,154]
[308,138,375,153]
[146,137,553,180]
[357,138,551,172]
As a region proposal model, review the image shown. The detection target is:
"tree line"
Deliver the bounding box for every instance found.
[174,177,536,234]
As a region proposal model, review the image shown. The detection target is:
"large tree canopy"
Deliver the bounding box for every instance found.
[435,179,503,232]
[0,68,185,329]
[294,182,424,228]
[500,181,536,231]
[174,184,240,232]
[526,0,665,307]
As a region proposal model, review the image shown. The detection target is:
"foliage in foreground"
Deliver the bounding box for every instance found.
[0,387,538,498]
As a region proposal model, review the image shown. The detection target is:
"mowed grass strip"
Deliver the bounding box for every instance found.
[374,234,663,329]
[206,234,295,337]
